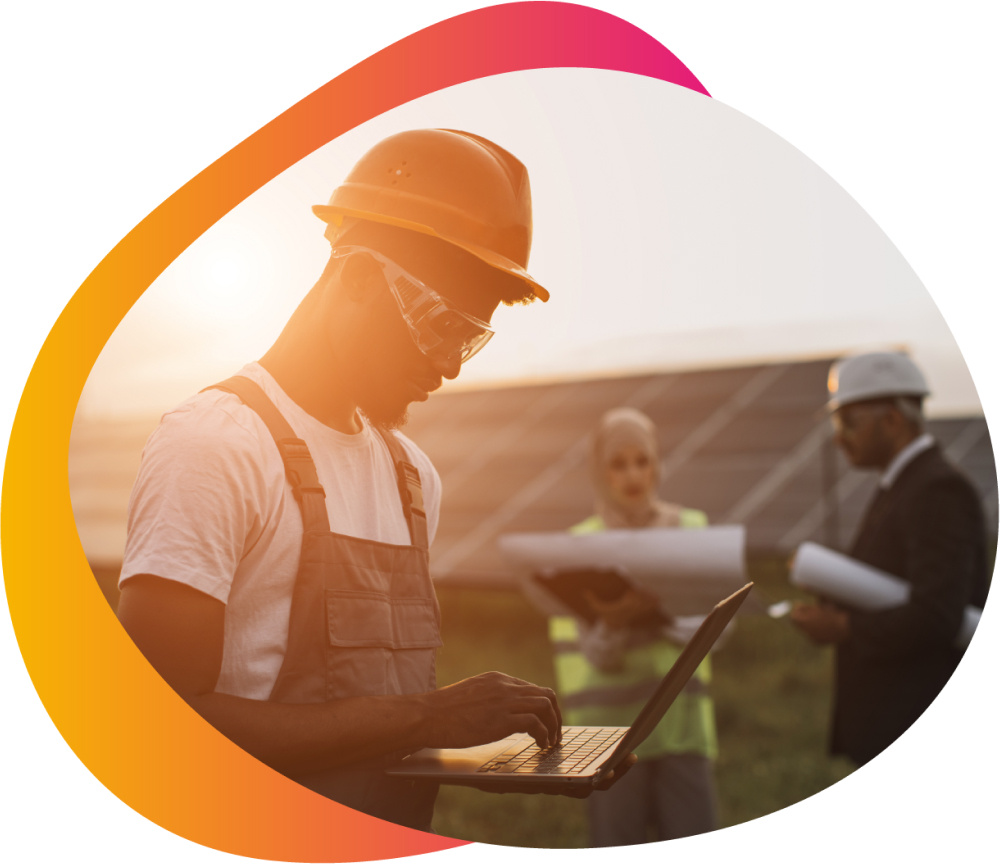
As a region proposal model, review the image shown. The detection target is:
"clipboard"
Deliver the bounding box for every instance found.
[531,568,670,626]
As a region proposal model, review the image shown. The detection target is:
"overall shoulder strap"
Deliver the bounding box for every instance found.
[373,427,429,552]
[206,376,331,534]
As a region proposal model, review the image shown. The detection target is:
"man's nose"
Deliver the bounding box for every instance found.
[431,353,462,380]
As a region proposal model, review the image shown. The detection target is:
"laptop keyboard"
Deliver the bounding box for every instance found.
[476,727,627,775]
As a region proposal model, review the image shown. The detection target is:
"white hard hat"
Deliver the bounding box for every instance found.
[827,352,930,410]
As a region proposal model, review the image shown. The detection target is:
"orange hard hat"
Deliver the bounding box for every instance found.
[313,128,548,302]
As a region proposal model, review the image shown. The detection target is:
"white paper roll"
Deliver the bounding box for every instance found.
[790,541,981,649]
[498,526,747,617]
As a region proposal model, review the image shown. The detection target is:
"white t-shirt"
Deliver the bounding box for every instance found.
[120,362,441,700]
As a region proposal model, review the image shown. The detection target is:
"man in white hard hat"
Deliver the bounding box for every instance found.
[115,130,628,831]
[791,351,990,766]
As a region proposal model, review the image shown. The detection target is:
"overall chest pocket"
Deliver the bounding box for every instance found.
[324,589,442,699]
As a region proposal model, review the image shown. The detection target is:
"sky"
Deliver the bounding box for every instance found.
[78,66,980,419]
[4,3,1000,865]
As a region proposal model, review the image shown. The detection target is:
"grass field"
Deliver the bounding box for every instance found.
[93,558,855,849]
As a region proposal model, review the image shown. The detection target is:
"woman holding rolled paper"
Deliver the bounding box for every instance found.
[547,407,719,846]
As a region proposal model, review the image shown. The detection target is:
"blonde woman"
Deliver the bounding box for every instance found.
[549,408,719,846]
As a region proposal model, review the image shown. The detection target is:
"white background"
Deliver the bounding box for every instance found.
[3,2,998,863]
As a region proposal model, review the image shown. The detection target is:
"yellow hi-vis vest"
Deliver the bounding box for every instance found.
[548,511,718,761]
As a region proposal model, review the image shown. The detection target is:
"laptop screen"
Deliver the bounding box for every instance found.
[599,583,752,773]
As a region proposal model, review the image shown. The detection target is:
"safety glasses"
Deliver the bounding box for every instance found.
[331,246,494,364]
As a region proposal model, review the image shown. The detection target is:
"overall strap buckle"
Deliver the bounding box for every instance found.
[277,437,327,502]
[396,460,426,517]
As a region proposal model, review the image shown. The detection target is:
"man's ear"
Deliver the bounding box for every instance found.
[339,251,384,302]
[883,403,912,440]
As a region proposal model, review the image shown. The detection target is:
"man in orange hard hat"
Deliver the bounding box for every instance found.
[116,130,620,830]
[791,352,990,766]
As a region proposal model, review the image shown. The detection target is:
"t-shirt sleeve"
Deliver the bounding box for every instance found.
[119,396,273,604]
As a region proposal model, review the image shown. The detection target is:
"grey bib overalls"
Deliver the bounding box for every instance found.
[212,376,441,831]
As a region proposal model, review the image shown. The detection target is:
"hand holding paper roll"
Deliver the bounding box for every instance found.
[789,542,981,649]
[789,600,851,645]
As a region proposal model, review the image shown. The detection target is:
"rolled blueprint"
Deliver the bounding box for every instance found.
[790,541,981,649]
[498,525,747,617]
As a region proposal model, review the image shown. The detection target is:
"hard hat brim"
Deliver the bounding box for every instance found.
[313,204,550,303]
[826,388,930,413]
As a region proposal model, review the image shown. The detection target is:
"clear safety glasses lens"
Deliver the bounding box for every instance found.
[332,246,494,363]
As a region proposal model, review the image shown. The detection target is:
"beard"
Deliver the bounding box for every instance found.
[360,406,410,432]
[348,335,427,431]
[357,387,411,431]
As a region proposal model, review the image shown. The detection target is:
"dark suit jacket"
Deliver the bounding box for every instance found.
[832,444,990,765]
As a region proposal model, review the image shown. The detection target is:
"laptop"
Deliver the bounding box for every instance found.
[385,582,753,792]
